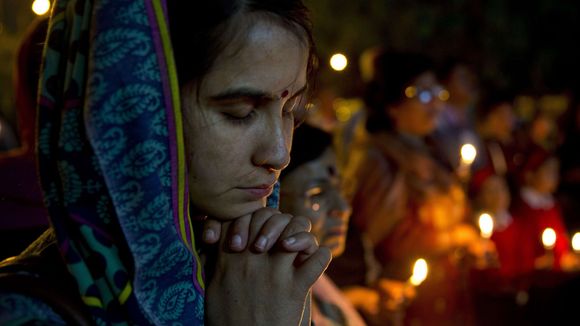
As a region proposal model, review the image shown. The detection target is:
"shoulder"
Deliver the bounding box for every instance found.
[0,229,93,325]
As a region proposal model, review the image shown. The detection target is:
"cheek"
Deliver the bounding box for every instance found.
[311,215,327,238]
[186,128,246,184]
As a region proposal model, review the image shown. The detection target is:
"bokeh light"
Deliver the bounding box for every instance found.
[32,0,50,16]
[329,53,348,71]
[460,143,477,165]
[542,228,556,249]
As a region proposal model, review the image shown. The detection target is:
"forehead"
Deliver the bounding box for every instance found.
[412,71,437,87]
[200,18,308,95]
[538,158,559,171]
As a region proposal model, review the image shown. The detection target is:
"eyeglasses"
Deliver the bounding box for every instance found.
[282,181,343,213]
[404,85,450,104]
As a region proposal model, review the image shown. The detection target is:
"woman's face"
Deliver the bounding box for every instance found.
[279,148,351,256]
[527,158,560,194]
[487,103,515,142]
[477,175,511,214]
[389,71,443,136]
[182,19,309,220]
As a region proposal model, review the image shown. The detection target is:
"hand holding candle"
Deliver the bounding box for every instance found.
[535,227,556,270]
[458,143,477,181]
[561,232,580,271]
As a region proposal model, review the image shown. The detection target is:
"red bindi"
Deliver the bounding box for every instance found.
[281,90,289,98]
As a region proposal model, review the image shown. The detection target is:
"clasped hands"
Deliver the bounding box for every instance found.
[202,207,332,326]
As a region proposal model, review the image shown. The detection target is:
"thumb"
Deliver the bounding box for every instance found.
[295,246,332,288]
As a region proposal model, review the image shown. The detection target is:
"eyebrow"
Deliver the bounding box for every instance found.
[305,177,332,188]
[208,84,308,102]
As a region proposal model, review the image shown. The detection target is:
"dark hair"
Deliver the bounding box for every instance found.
[475,82,516,121]
[363,50,434,133]
[436,56,475,84]
[281,123,333,179]
[167,0,317,96]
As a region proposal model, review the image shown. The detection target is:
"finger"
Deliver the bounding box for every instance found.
[202,218,222,244]
[226,214,252,252]
[250,211,292,252]
[295,246,332,288]
[277,215,312,247]
[281,231,319,260]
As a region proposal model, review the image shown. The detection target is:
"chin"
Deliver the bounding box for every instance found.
[209,200,267,221]
[325,241,345,258]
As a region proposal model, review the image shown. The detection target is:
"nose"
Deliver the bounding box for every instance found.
[251,111,291,172]
[328,190,351,220]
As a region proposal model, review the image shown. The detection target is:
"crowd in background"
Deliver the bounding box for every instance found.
[304,47,580,325]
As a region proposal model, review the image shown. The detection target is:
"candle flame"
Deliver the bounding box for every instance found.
[460,143,477,165]
[572,232,580,252]
[542,228,556,249]
[409,258,428,286]
[478,213,494,239]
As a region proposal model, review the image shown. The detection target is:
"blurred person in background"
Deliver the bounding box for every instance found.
[432,57,484,173]
[0,17,49,260]
[468,167,526,325]
[474,84,524,196]
[511,147,580,274]
[556,92,580,231]
[280,123,366,326]
[280,123,415,326]
[328,50,495,326]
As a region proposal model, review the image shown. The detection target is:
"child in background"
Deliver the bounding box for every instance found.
[511,146,580,273]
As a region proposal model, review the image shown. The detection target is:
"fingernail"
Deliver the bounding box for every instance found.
[231,234,242,249]
[203,229,216,242]
[283,237,296,246]
[255,236,268,251]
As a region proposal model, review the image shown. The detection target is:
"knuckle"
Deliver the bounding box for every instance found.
[292,216,312,232]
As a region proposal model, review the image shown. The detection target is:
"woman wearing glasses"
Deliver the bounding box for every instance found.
[329,51,494,326]
[280,123,418,326]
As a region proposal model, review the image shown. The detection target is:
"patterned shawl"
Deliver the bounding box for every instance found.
[35,0,205,324]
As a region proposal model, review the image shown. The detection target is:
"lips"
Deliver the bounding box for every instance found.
[326,226,348,238]
[238,183,275,199]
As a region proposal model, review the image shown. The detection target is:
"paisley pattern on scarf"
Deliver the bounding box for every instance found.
[30,0,205,324]
[0,293,67,325]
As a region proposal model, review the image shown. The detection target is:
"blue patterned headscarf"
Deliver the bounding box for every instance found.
[34,0,207,324]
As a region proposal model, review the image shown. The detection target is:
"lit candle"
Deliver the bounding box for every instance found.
[458,143,477,181]
[542,228,557,250]
[572,232,580,253]
[408,258,429,286]
[478,213,494,239]
[460,143,477,166]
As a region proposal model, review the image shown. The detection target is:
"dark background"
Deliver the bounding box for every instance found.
[305,0,580,98]
[2,0,580,127]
